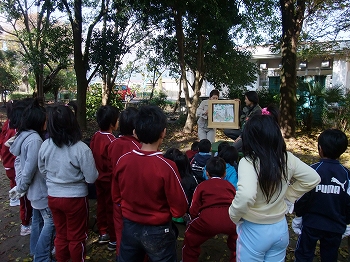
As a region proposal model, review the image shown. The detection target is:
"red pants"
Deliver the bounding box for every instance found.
[95,180,116,242]
[48,196,89,262]
[7,169,32,226]
[20,195,32,226]
[182,207,237,262]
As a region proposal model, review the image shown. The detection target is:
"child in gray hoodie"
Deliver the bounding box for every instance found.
[38,104,98,262]
[9,99,55,262]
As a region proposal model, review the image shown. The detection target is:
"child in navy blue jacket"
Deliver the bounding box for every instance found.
[293,129,350,262]
[190,139,212,183]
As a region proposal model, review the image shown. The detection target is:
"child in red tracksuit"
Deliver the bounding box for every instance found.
[113,105,188,262]
[109,107,141,255]
[0,101,33,235]
[90,105,120,251]
[182,156,237,262]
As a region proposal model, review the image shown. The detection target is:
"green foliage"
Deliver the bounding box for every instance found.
[224,86,279,108]
[46,69,77,101]
[323,86,350,132]
[295,80,350,132]
[148,92,172,109]
[9,93,33,101]
[86,83,124,120]
[296,80,326,130]
[0,0,73,96]
[137,91,170,110]
[224,86,248,100]
[0,50,21,91]
[133,0,258,133]
[256,87,280,108]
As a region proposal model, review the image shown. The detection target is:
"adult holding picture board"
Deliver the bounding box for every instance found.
[196,89,219,143]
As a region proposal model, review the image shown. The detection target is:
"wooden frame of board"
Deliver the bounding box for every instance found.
[207,99,240,129]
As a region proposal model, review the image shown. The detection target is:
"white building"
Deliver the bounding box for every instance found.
[144,41,350,100]
[251,41,350,90]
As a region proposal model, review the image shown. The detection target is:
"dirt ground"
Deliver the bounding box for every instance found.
[0,110,350,261]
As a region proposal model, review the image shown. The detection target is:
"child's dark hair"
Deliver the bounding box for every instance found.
[318,129,348,159]
[9,99,35,129]
[47,105,82,147]
[96,105,120,131]
[209,89,219,98]
[242,115,287,203]
[119,107,138,135]
[66,101,78,117]
[206,157,226,178]
[134,105,166,144]
[191,141,199,151]
[245,91,259,105]
[198,139,211,153]
[18,99,46,135]
[6,100,14,119]
[164,147,176,161]
[217,141,230,154]
[164,148,192,179]
[218,146,238,166]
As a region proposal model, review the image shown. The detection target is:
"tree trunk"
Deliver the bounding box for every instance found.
[173,78,182,113]
[72,0,88,129]
[75,66,88,129]
[173,9,203,134]
[279,0,305,138]
[102,75,108,106]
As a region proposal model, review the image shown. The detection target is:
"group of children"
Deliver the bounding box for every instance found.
[2,99,98,261]
[1,98,349,262]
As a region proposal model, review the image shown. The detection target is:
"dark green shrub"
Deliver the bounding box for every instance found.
[86,83,124,120]
[323,86,350,132]
[9,93,33,101]
[256,87,280,108]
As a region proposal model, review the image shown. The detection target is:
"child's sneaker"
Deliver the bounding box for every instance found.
[20,225,31,236]
[107,241,116,251]
[98,233,110,244]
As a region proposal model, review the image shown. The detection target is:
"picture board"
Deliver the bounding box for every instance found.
[207,99,240,129]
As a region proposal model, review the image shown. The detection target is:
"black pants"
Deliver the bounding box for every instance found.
[294,225,342,262]
[223,129,241,140]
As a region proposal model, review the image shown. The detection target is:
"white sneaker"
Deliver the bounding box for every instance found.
[20,225,31,236]
[10,199,20,207]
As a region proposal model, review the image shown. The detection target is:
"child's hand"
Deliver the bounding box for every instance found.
[292,217,302,235]
[9,186,25,200]
[284,198,294,214]
[342,225,350,238]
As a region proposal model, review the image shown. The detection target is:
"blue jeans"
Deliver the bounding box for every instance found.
[30,207,55,262]
[118,218,177,262]
[236,218,289,262]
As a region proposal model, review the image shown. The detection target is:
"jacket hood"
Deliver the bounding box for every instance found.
[9,130,38,157]
[194,153,211,166]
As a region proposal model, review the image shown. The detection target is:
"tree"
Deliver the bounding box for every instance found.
[278,0,305,137]
[0,50,20,103]
[132,0,257,133]
[90,0,151,106]
[238,0,350,137]
[0,0,72,100]
[139,39,168,101]
[278,0,350,137]
[46,68,77,101]
[59,0,107,128]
